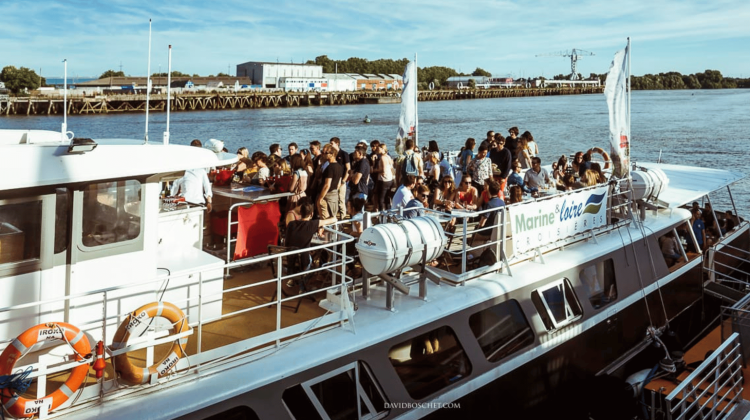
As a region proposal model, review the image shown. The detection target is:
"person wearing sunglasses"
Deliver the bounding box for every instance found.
[455,175,478,211]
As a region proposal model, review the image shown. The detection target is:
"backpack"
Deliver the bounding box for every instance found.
[400,153,419,179]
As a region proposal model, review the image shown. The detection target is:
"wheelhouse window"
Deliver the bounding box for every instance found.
[388,326,471,400]
[81,180,142,248]
[0,200,42,264]
[282,361,388,420]
[469,299,534,363]
[532,278,583,331]
[579,259,618,309]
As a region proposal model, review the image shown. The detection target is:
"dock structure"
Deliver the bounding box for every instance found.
[0,87,604,116]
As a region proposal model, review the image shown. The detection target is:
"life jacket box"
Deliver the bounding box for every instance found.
[356,216,447,276]
[631,168,669,202]
[0,222,24,264]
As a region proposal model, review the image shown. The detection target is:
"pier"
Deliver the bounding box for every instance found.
[0,87,604,116]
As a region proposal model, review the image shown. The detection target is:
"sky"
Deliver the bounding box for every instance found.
[1,0,749,80]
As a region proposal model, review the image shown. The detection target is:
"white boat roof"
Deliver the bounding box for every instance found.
[0,130,235,191]
[640,162,745,208]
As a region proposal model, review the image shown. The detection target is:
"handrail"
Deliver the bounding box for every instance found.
[665,333,743,420]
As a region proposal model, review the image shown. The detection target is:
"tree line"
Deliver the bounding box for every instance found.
[2,60,748,94]
[588,70,747,90]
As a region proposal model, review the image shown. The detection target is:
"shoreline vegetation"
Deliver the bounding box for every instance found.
[1,55,748,95]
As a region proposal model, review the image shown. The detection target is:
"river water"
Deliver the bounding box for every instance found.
[2,89,749,210]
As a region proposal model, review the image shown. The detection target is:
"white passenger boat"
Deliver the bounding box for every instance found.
[2,126,749,420]
[2,50,750,420]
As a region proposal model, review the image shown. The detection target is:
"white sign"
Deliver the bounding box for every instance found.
[511,186,608,253]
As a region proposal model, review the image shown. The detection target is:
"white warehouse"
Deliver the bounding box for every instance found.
[236,62,322,89]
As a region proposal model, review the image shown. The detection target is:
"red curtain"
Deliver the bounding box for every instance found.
[233,202,280,260]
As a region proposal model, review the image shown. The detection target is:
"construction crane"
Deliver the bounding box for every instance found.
[536,49,595,80]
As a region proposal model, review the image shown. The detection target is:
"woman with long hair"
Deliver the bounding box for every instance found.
[590,162,607,184]
[428,140,443,161]
[455,174,478,211]
[516,136,532,169]
[460,138,476,175]
[571,151,584,175]
[427,152,441,188]
[520,131,538,157]
[508,185,524,204]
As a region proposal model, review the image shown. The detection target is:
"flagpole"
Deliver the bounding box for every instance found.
[145,19,152,144]
[414,52,419,148]
[627,37,632,181]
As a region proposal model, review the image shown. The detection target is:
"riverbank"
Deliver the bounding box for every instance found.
[0,86,604,116]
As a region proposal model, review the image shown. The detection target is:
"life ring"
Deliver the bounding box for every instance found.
[0,322,91,418]
[587,147,611,169]
[111,301,189,385]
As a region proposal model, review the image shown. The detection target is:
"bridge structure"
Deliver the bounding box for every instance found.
[0,86,604,116]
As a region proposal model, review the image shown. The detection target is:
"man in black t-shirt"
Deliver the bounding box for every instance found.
[489,134,512,199]
[285,198,337,288]
[329,137,350,219]
[349,145,371,202]
[317,144,343,219]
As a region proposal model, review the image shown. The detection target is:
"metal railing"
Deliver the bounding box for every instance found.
[0,226,355,417]
[665,333,744,420]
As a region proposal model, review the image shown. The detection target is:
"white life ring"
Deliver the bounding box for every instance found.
[429,82,434,90]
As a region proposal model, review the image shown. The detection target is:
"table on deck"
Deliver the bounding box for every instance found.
[212,184,292,204]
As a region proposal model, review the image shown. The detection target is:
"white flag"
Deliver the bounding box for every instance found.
[604,43,630,179]
[396,60,417,155]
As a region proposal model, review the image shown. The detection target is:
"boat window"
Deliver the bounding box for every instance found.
[658,230,686,270]
[469,299,535,363]
[579,259,618,309]
[282,361,388,420]
[388,326,471,400]
[532,278,583,331]
[81,180,142,248]
[0,200,42,265]
[54,188,70,254]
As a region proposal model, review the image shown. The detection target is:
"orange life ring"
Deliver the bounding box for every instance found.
[111,302,189,385]
[0,322,91,418]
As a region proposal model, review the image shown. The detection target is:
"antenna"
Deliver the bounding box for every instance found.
[164,45,172,145]
[144,19,152,144]
[119,61,123,73]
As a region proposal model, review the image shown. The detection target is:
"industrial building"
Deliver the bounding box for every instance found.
[235,62,322,89]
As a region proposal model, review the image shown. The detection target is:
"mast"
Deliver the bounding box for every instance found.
[145,19,152,144]
[164,44,172,145]
[627,37,631,180]
[62,59,67,141]
[414,52,419,147]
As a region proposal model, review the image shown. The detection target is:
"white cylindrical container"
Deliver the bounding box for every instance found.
[631,168,669,202]
[356,216,447,276]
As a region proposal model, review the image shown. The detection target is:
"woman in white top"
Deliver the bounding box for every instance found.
[287,155,308,212]
[372,144,394,211]
[521,131,538,157]
[248,154,270,185]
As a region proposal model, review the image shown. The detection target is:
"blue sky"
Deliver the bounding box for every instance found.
[1,0,748,79]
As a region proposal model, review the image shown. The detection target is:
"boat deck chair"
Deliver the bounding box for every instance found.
[267,245,315,313]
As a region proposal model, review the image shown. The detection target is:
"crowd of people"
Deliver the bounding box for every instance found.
[182,126,619,226]
[170,128,621,253]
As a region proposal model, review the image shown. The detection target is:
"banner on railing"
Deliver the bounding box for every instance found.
[511,186,608,253]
